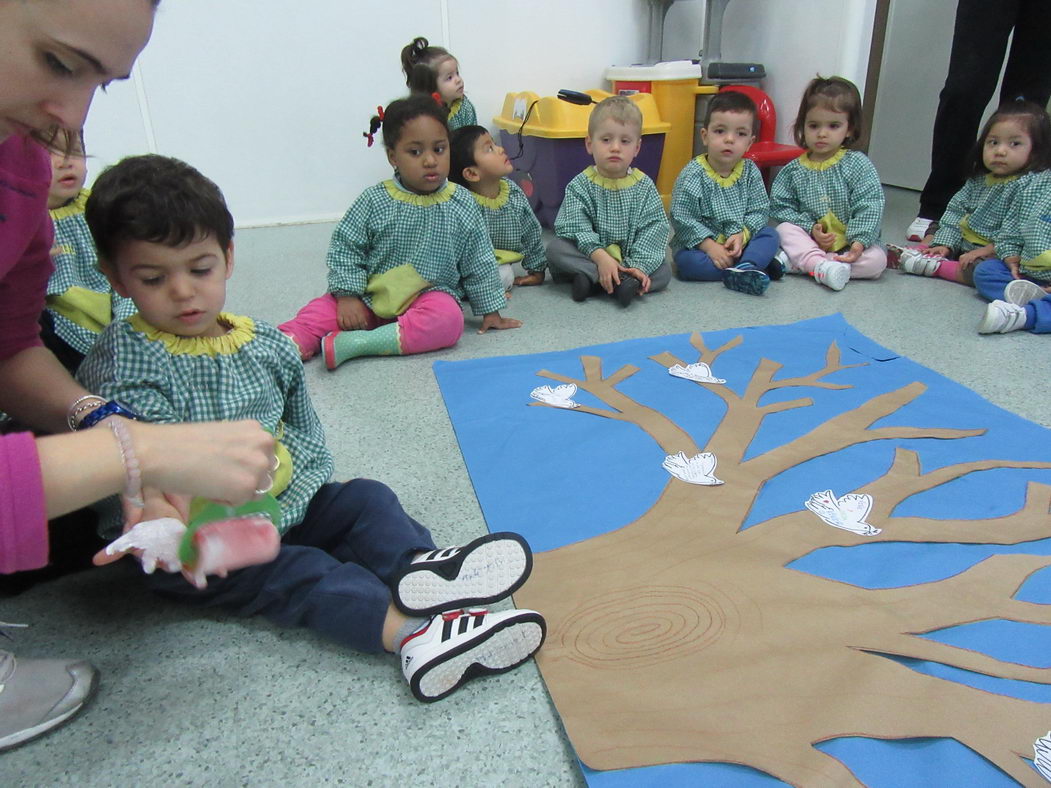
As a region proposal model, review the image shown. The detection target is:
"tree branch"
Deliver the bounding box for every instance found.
[855,635,1051,684]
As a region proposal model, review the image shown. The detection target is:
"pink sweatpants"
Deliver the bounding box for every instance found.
[278,291,465,359]
[776,222,887,279]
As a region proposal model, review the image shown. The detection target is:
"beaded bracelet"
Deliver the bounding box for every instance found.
[67,394,106,431]
[108,418,145,508]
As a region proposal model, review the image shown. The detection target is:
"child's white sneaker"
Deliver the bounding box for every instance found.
[774,248,797,274]
[905,217,934,242]
[399,608,546,702]
[899,249,943,276]
[393,532,532,616]
[1004,279,1047,306]
[812,259,850,291]
[977,300,1027,334]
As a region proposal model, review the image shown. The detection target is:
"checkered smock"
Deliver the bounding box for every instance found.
[553,166,670,274]
[931,173,1025,252]
[326,180,505,316]
[996,170,1051,282]
[470,179,546,272]
[77,313,334,536]
[670,156,769,252]
[447,96,477,131]
[770,149,884,248]
[46,189,137,354]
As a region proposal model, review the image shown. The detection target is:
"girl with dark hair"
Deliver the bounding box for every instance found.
[400,36,477,130]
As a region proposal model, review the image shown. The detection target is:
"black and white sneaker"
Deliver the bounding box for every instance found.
[392,532,533,617]
[399,608,546,702]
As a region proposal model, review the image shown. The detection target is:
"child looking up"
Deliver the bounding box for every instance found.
[894,101,1051,286]
[974,168,1051,334]
[670,90,781,296]
[41,130,136,372]
[279,95,519,371]
[770,76,887,291]
[450,125,546,290]
[401,36,476,131]
[79,154,545,703]
[547,96,672,306]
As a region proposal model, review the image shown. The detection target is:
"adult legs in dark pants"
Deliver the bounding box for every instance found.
[918,0,1051,221]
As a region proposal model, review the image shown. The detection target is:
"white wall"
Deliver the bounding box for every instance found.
[82,0,877,228]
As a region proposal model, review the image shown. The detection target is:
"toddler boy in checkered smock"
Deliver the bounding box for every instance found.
[547,95,672,307]
[41,130,135,372]
[77,153,545,703]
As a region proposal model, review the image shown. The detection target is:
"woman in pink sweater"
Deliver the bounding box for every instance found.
[0,0,275,753]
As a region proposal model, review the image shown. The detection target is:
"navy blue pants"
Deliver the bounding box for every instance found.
[673,226,780,281]
[974,259,1051,333]
[146,480,435,653]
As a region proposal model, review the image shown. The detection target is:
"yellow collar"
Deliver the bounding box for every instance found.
[984,172,1019,186]
[129,312,256,356]
[448,97,464,119]
[800,147,847,171]
[383,179,456,206]
[698,155,745,187]
[470,179,510,209]
[584,165,643,190]
[49,188,90,220]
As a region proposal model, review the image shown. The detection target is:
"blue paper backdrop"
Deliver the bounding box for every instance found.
[434,315,1051,786]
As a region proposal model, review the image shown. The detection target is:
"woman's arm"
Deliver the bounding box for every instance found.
[0,346,90,434]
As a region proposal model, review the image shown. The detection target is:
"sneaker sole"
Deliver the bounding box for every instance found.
[411,612,546,702]
[723,268,770,295]
[0,666,98,753]
[394,532,532,616]
[1005,279,1047,306]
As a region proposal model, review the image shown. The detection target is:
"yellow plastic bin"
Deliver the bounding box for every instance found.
[493,90,670,227]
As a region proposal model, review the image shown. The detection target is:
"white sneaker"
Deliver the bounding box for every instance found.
[774,248,797,274]
[812,259,851,291]
[393,532,532,617]
[1004,279,1047,306]
[905,217,934,242]
[899,249,942,276]
[977,300,1027,334]
[399,608,546,702]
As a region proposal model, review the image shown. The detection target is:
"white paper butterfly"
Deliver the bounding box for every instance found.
[668,362,726,384]
[662,451,724,486]
[804,490,881,536]
[1033,731,1051,781]
[530,384,580,409]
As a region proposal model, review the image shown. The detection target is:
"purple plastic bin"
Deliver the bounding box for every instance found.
[499,132,666,228]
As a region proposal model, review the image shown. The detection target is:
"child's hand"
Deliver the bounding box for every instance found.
[958,245,994,266]
[724,233,745,259]
[478,311,523,334]
[618,266,651,293]
[336,295,370,331]
[700,238,734,269]
[927,245,953,259]
[1005,257,1022,279]
[513,271,545,287]
[593,251,621,293]
[833,241,864,263]
[812,223,837,252]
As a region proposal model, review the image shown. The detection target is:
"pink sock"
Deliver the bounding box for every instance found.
[934,259,962,283]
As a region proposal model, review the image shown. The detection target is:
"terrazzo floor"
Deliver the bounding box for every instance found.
[2,186,1048,787]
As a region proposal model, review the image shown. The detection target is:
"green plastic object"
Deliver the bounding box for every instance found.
[178,494,282,565]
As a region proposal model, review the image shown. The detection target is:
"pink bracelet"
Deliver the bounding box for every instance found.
[108,419,144,507]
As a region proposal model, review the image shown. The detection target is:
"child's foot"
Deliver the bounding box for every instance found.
[393,532,533,617]
[766,256,785,281]
[905,217,934,242]
[773,248,797,274]
[978,300,1027,334]
[723,265,770,295]
[899,249,942,276]
[613,276,640,306]
[812,259,850,291]
[1004,279,1047,306]
[399,608,546,702]
[884,243,906,269]
[571,273,592,302]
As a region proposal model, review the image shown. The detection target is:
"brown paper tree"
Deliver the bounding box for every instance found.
[514,332,1051,787]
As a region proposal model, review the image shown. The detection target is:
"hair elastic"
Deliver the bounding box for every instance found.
[363,106,384,147]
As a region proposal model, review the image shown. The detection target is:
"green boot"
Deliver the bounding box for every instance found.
[322,323,402,370]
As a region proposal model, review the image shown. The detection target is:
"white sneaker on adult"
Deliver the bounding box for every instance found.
[399,608,546,702]
[977,300,1028,334]
[812,259,851,291]
[899,249,943,276]
[1004,279,1047,306]
[905,217,934,242]
[0,650,99,752]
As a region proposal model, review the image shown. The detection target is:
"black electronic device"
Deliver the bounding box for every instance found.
[706,62,766,80]
[557,89,595,106]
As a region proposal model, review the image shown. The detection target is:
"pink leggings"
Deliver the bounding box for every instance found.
[278,291,465,359]
[776,222,887,279]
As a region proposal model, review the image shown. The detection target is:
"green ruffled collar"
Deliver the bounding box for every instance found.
[799,147,847,171]
[584,165,643,190]
[384,179,456,206]
[698,155,745,187]
[129,312,255,356]
[49,188,90,220]
[984,172,1019,186]
[470,178,510,209]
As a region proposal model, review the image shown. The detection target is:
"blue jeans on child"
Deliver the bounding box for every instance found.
[974,258,1051,334]
[673,226,780,281]
[145,479,435,653]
